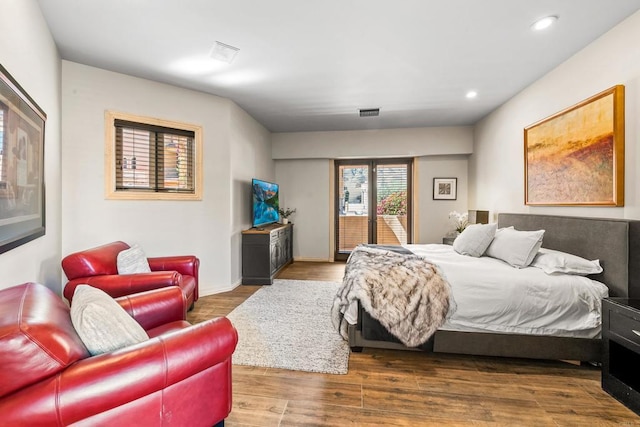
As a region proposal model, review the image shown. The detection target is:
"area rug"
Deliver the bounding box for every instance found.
[226,279,349,374]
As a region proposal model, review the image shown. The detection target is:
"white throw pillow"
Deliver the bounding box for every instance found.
[485,227,545,268]
[70,285,149,356]
[452,223,498,257]
[531,248,603,275]
[117,243,151,274]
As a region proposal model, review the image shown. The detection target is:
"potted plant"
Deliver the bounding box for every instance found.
[448,211,469,236]
[278,207,296,224]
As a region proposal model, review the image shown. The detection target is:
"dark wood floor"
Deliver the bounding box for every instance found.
[187,261,640,426]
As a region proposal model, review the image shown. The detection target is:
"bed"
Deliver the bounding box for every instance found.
[342,213,640,362]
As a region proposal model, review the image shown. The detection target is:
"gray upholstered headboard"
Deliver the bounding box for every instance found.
[498,213,640,298]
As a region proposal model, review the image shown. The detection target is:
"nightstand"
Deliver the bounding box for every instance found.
[602,298,640,415]
[442,236,456,245]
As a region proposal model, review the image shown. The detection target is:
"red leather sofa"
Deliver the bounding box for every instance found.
[0,282,237,426]
[62,241,199,308]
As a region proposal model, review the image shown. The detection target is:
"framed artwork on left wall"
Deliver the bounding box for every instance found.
[0,64,46,254]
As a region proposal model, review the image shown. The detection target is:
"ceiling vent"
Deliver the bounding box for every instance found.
[359,108,380,117]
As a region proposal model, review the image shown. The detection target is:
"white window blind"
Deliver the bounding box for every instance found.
[114,119,195,193]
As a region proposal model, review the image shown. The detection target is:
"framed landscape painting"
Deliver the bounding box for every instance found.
[0,64,46,253]
[524,85,625,206]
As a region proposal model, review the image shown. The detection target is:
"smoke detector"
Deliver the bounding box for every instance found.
[210,41,240,64]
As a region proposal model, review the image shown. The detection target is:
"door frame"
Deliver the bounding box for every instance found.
[333,158,413,261]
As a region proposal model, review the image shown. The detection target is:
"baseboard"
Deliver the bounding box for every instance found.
[293,257,333,262]
[198,279,242,297]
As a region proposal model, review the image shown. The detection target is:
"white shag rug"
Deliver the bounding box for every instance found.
[227,279,349,375]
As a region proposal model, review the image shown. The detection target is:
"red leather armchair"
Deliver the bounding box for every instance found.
[62,241,199,309]
[0,282,237,426]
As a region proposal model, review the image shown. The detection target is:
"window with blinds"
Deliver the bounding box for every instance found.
[105,111,202,200]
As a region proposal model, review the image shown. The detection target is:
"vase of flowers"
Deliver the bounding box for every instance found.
[449,211,468,235]
[278,207,296,224]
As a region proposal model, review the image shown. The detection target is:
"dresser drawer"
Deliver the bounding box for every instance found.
[610,309,640,347]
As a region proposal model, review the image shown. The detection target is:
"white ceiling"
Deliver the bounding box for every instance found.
[37,0,640,133]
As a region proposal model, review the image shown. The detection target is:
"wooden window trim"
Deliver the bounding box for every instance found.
[105,110,203,200]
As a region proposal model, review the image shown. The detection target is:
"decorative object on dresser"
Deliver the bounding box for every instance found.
[524,85,625,206]
[602,298,640,415]
[433,177,457,200]
[278,207,296,225]
[242,222,293,284]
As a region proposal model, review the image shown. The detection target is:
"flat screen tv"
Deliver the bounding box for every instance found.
[252,178,280,228]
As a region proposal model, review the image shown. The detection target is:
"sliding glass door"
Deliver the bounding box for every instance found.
[336,161,370,258]
[335,159,412,260]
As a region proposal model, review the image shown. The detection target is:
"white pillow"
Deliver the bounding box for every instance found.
[531,248,603,275]
[117,243,151,274]
[452,223,498,257]
[70,285,149,356]
[485,227,545,268]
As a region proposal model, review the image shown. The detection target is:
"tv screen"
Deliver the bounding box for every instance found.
[252,178,280,227]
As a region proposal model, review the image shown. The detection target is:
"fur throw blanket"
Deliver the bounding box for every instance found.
[331,246,455,347]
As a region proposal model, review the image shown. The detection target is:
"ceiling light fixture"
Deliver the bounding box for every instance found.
[531,15,558,31]
[210,41,240,64]
[359,108,380,117]
[466,91,478,99]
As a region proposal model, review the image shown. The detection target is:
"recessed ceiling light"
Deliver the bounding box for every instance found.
[210,41,240,64]
[466,91,478,99]
[531,15,558,31]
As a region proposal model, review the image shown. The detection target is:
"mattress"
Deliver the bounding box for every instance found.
[345,244,609,339]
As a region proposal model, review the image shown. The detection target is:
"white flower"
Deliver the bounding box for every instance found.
[448,211,469,233]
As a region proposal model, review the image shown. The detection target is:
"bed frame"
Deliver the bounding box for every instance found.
[347,213,640,362]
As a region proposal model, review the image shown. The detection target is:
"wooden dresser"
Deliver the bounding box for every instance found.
[242,223,293,285]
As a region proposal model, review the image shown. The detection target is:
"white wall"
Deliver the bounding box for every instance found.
[273,126,473,159]
[273,127,473,260]
[0,0,62,293]
[471,10,640,221]
[275,159,330,260]
[61,61,272,295]
[229,103,273,287]
[416,156,469,244]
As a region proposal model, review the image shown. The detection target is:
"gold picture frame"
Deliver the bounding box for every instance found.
[524,85,624,206]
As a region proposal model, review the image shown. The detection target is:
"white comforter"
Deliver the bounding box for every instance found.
[345,244,609,338]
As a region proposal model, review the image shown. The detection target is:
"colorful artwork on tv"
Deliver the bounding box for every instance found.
[252,178,279,227]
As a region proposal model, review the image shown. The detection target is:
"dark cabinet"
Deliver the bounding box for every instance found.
[242,223,293,285]
[602,298,640,415]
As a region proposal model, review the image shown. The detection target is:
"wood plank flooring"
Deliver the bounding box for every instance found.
[187,261,640,426]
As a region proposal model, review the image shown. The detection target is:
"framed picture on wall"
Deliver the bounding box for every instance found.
[524,85,624,206]
[433,177,457,200]
[0,64,46,254]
